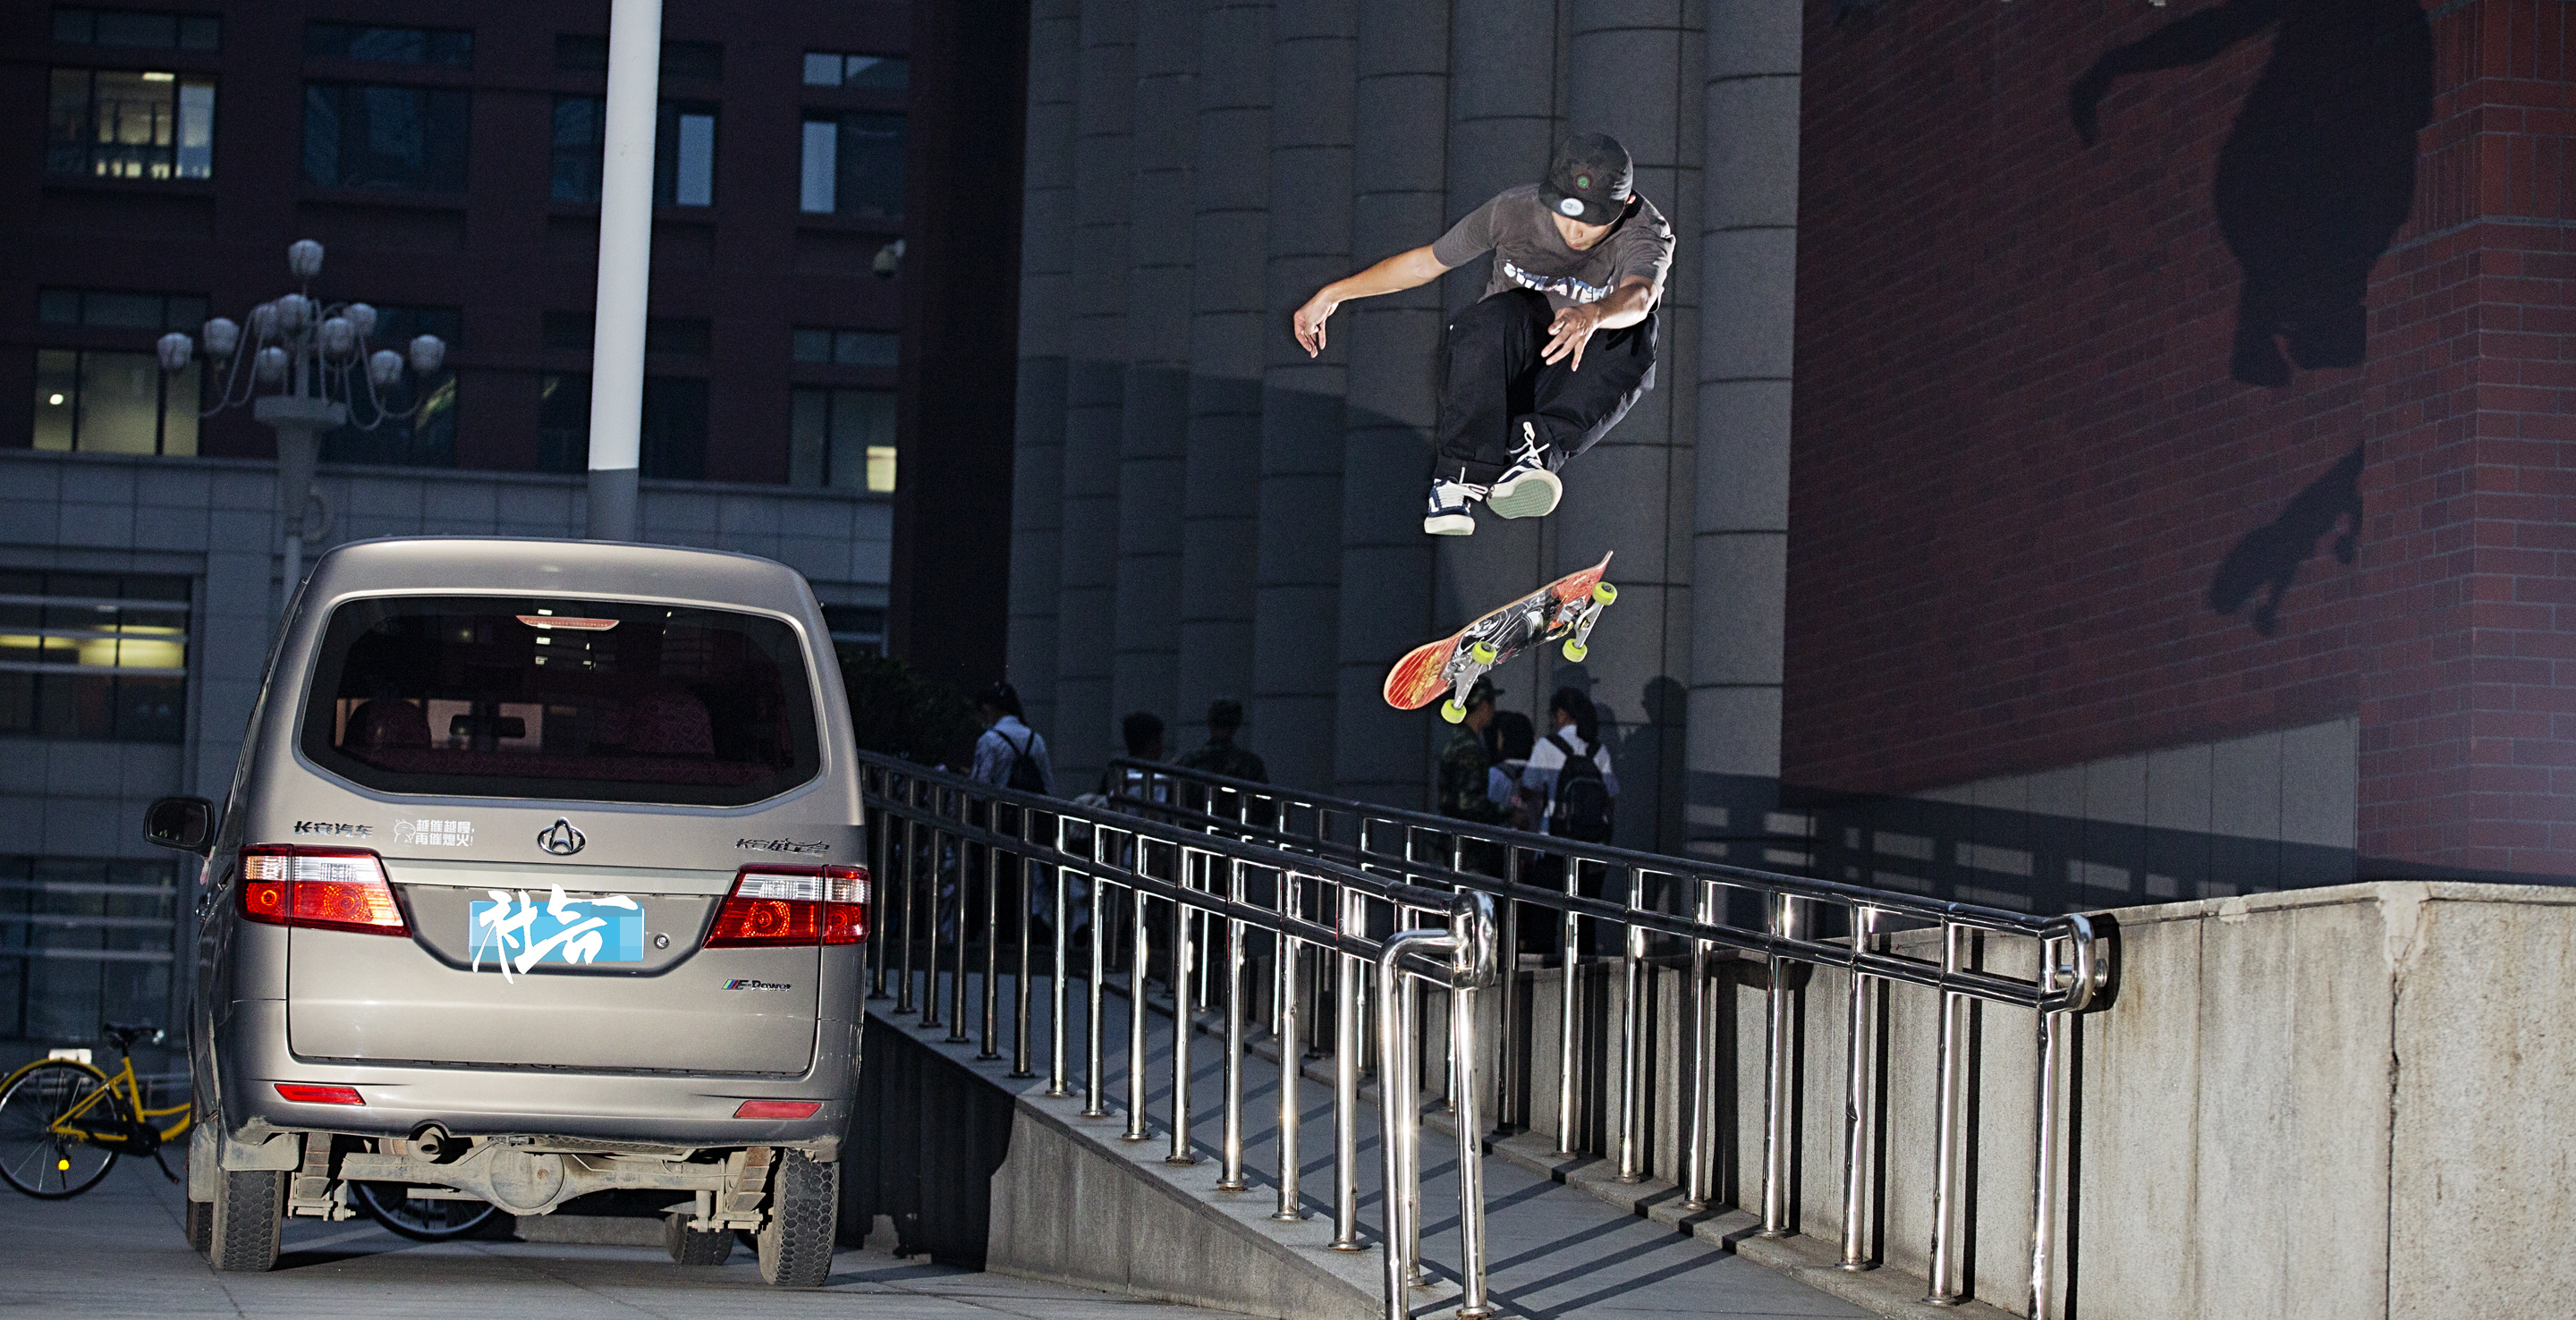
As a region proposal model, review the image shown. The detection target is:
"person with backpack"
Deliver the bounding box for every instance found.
[1521,687,1617,842]
[970,681,1055,796]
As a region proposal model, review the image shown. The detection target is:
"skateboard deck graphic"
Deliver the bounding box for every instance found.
[1383,552,1616,718]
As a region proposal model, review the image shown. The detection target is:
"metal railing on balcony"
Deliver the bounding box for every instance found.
[1105,757,2113,1320]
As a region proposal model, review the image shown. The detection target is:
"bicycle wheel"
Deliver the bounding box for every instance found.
[0,1061,121,1198]
[352,1180,504,1241]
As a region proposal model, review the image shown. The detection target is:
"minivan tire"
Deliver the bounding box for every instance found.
[666,1213,734,1265]
[208,1167,284,1273]
[754,1151,838,1287]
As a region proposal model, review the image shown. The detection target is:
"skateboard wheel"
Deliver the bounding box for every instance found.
[1562,640,1588,663]
[1468,640,1498,664]
[1439,698,1469,724]
[1592,581,1618,605]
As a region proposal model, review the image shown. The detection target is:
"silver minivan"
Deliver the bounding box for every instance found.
[147,537,865,1284]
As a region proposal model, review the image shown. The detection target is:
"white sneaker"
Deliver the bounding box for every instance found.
[1424,478,1484,536]
[1487,421,1563,520]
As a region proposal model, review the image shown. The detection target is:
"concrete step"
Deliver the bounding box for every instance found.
[864,970,1881,1319]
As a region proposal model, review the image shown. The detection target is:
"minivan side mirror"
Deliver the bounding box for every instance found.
[144,796,216,855]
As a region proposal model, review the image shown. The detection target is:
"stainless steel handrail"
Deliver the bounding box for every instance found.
[856,751,1502,1320]
[1106,758,2114,1320]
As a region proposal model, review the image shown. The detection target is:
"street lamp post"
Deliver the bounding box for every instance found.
[159,239,445,616]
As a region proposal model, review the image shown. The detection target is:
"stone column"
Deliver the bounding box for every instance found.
[1688,0,1800,863]
[1563,0,1703,850]
[1251,0,1356,790]
[1109,0,1199,749]
[1054,0,1138,787]
[1174,0,1274,757]
[1330,0,1446,806]
[1429,0,1562,744]
[1009,0,1084,732]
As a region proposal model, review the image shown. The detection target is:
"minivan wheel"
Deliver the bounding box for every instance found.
[208,1168,284,1273]
[754,1152,838,1287]
[665,1213,734,1265]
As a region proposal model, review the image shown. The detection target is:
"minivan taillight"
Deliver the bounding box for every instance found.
[239,846,409,936]
[705,864,869,947]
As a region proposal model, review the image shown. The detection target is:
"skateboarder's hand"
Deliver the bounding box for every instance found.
[1543,303,1606,370]
[1293,292,1340,357]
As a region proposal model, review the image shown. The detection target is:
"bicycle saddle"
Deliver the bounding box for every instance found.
[101,1021,160,1050]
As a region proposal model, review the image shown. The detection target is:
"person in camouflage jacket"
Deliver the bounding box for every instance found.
[1437,679,1512,825]
[1177,698,1268,783]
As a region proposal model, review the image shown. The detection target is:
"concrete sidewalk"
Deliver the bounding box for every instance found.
[2,1157,1251,1318]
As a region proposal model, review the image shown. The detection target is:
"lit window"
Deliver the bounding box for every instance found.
[790,387,894,493]
[47,68,216,180]
[0,571,191,743]
[798,113,902,219]
[32,350,199,458]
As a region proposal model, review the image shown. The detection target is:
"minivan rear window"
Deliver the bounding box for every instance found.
[301,597,820,807]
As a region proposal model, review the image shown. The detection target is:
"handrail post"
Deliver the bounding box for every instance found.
[1217,857,1248,1189]
[1331,882,1364,1251]
[1046,812,1071,1096]
[1555,855,1580,1156]
[867,791,890,999]
[946,804,970,1043]
[896,779,919,1016]
[1166,851,1198,1165]
[1840,905,1877,1270]
[1925,920,1970,1305]
[1272,867,1304,1221]
[1760,890,1795,1235]
[1125,875,1152,1142]
[1493,841,1521,1135]
[1080,827,1109,1118]
[1010,808,1035,1076]
[2029,935,2068,1320]
[1616,865,1647,1182]
[1682,876,1715,1210]
[979,808,1003,1059]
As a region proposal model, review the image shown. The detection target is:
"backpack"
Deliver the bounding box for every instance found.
[1545,732,1613,842]
[1002,730,1049,795]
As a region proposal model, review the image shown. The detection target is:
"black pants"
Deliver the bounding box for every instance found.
[1434,289,1657,487]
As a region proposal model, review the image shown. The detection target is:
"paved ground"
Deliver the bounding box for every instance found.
[4,1160,1251,1319]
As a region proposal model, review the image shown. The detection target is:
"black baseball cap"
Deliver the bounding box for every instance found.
[1541,133,1633,226]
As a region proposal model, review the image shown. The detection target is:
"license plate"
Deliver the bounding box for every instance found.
[469,891,645,969]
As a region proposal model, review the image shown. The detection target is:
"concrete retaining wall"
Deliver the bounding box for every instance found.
[1427,882,2575,1318]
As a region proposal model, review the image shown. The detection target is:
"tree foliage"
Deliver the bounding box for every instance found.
[839,651,982,770]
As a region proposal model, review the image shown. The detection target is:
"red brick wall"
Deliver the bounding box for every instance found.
[1785,0,2572,876]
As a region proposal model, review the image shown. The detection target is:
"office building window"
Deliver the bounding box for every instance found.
[305,21,471,67]
[799,113,902,219]
[302,83,470,192]
[47,69,215,180]
[792,328,898,369]
[33,351,199,457]
[0,856,182,1047]
[52,7,220,50]
[802,53,907,91]
[537,375,707,480]
[555,35,720,80]
[551,98,715,207]
[0,572,190,744]
[790,387,894,493]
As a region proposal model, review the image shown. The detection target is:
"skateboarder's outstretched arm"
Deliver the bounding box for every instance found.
[1293,245,1453,357]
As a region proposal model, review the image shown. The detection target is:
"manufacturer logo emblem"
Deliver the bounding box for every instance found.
[1558,196,1584,216]
[724,978,793,993]
[536,818,586,856]
[737,837,829,855]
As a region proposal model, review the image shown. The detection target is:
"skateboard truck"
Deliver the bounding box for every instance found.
[1438,637,1505,723]
[1561,580,1616,663]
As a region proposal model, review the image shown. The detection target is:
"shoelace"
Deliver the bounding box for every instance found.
[1509,428,1548,472]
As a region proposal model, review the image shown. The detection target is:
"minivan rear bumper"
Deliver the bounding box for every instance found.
[216,999,860,1155]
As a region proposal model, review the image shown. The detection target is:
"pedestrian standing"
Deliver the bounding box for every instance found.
[1176,698,1268,783]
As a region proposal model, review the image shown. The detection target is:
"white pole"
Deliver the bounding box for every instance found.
[586,0,661,540]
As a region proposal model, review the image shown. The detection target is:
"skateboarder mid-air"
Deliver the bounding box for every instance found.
[1292,132,1674,536]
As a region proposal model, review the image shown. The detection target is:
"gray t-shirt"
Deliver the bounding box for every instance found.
[1430,184,1675,311]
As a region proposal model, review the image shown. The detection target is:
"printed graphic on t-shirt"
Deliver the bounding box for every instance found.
[1498,258,1614,305]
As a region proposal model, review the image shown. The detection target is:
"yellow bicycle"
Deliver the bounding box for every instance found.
[0,1022,191,1198]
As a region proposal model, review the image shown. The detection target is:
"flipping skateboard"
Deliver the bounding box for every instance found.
[1383,552,1616,721]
